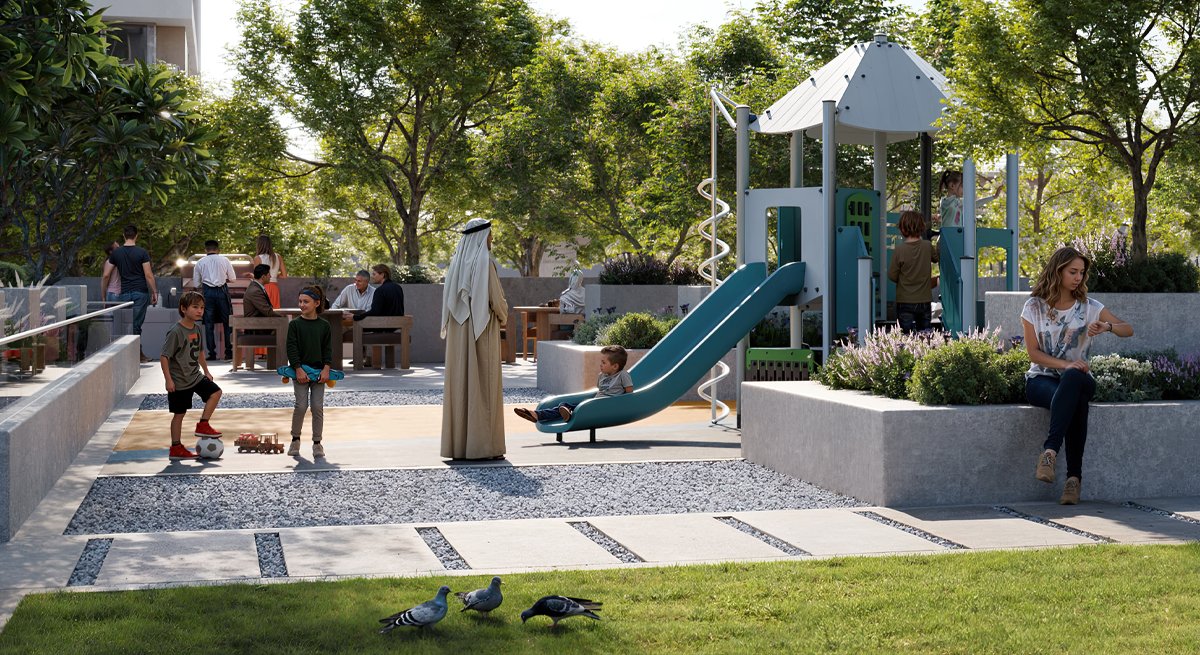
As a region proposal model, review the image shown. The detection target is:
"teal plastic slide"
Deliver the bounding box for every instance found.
[534,261,806,437]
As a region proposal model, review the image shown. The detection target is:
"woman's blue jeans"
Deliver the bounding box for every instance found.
[1025,369,1095,479]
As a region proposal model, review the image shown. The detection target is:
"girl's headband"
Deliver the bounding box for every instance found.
[300,289,321,300]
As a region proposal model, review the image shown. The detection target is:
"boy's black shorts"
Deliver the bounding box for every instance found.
[167,378,221,414]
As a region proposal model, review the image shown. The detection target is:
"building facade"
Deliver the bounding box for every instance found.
[98,0,201,76]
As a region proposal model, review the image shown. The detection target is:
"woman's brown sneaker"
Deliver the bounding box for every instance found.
[1060,477,1081,505]
[1036,450,1056,483]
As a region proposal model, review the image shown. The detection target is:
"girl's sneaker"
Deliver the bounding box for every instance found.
[169,444,198,460]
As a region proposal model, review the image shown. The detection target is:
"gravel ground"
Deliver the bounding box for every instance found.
[416,527,470,570]
[67,538,112,586]
[1123,501,1200,526]
[66,461,864,535]
[569,521,644,563]
[254,532,288,578]
[139,388,549,411]
[991,505,1113,543]
[715,516,811,556]
[856,511,967,549]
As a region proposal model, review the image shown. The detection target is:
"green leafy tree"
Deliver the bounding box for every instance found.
[754,0,908,64]
[0,0,215,282]
[949,0,1200,264]
[472,38,602,276]
[235,0,543,266]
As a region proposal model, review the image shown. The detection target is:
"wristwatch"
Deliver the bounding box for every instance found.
[1106,321,1113,332]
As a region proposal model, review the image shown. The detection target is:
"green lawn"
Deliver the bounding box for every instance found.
[2,544,1198,654]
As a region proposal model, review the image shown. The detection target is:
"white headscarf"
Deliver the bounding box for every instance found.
[441,218,494,340]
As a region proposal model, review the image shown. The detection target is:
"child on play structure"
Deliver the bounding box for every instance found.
[933,169,1002,237]
[888,210,940,333]
[514,345,633,423]
[285,285,333,458]
[160,291,223,460]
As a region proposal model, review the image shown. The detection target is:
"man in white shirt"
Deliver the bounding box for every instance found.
[329,270,375,312]
[192,239,237,360]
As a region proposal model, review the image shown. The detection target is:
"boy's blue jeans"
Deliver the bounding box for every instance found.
[534,403,576,422]
[1025,369,1095,479]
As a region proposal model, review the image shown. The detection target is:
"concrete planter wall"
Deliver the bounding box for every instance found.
[742,381,1200,507]
[984,291,1200,356]
[585,285,713,317]
[536,341,737,402]
[0,336,140,541]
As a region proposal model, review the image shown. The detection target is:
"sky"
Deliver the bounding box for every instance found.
[199,0,926,88]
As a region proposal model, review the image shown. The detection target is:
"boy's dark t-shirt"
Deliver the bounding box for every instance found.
[161,322,204,388]
[287,316,333,369]
[108,245,151,294]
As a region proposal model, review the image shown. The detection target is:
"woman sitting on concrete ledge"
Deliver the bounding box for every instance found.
[1021,246,1133,505]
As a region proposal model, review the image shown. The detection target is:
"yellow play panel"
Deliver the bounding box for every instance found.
[115,401,736,452]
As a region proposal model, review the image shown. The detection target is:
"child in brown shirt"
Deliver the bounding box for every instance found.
[888,210,940,333]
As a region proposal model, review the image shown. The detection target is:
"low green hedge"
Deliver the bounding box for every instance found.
[572,312,680,349]
[819,328,1200,405]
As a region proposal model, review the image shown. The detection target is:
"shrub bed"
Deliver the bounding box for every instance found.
[572,312,680,349]
[817,327,1200,405]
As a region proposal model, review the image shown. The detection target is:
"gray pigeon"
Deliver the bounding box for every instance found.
[456,576,503,614]
[520,595,602,627]
[378,585,451,633]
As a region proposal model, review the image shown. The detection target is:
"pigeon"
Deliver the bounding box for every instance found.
[378,585,451,633]
[520,595,603,627]
[456,576,503,614]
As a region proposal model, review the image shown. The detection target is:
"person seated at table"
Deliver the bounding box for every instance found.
[352,264,404,328]
[244,264,279,320]
[330,269,375,312]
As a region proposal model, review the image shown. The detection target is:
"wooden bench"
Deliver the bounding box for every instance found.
[352,315,413,370]
[229,316,288,371]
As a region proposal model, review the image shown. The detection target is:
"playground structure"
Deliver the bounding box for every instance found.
[535,34,1021,439]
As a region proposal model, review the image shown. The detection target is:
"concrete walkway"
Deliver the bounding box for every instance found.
[2,360,1200,628]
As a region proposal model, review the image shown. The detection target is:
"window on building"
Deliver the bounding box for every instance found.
[109,24,150,65]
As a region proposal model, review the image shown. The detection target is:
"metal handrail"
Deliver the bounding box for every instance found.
[709,89,739,129]
[0,301,133,348]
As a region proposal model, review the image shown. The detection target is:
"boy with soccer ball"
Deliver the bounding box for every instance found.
[160,291,224,459]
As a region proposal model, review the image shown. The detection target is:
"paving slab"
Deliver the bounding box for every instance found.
[732,509,941,556]
[586,514,788,563]
[1130,497,1200,522]
[872,506,1093,549]
[94,531,261,586]
[435,519,618,570]
[278,525,444,577]
[0,538,90,589]
[1009,502,1200,544]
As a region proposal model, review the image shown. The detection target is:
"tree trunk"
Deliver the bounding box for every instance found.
[1129,172,1149,265]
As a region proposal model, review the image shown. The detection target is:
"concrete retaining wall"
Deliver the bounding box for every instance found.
[584,285,712,316]
[0,335,141,541]
[742,381,1200,507]
[537,341,737,402]
[984,291,1200,356]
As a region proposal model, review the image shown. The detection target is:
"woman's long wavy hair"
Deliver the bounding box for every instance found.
[1030,246,1091,304]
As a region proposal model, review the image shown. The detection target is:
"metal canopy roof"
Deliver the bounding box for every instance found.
[752,35,951,144]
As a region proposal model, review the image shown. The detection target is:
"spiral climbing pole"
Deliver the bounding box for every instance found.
[693,91,735,424]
